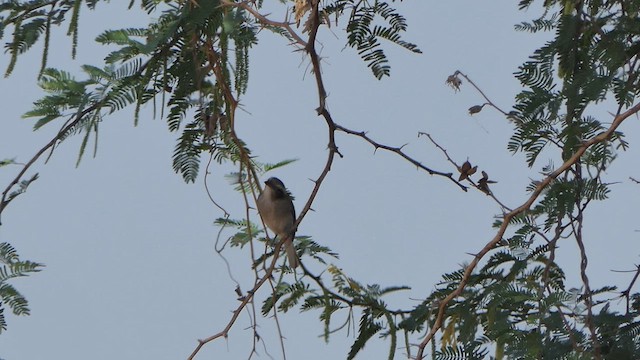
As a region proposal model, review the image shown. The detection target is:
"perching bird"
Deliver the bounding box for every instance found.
[256,177,298,268]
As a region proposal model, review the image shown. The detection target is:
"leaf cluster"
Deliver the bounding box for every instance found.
[323,0,421,79]
[0,0,99,76]
[401,243,640,359]
[4,1,258,183]
[510,1,639,170]
[0,243,43,333]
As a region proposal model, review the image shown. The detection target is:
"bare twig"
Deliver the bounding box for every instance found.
[618,264,640,315]
[418,132,511,209]
[0,104,98,224]
[334,126,468,191]
[204,152,231,217]
[452,70,509,116]
[569,209,601,359]
[292,0,341,227]
[186,241,283,360]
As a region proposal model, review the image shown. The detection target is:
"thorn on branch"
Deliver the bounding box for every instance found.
[330,144,343,158]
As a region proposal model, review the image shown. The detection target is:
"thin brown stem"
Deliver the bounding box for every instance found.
[186,241,283,360]
[335,127,468,191]
[0,104,98,224]
[453,70,509,116]
[618,265,640,315]
[570,210,601,359]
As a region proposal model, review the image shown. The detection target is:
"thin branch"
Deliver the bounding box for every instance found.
[569,209,601,359]
[293,0,340,227]
[0,24,187,224]
[418,132,511,208]
[267,276,288,360]
[299,261,412,316]
[0,104,99,224]
[2,0,60,32]
[204,152,230,217]
[335,126,468,191]
[186,241,283,360]
[538,218,579,354]
[452,70,509,116]
[619,264,640,315]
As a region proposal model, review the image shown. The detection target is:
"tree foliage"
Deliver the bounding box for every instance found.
[2,0,640,359]
[0,242,43,333]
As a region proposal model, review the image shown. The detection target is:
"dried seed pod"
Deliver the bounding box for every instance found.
[458,160,477,181]
[478,170,497,194]
[468,104,484,115]
[446,73,462,91]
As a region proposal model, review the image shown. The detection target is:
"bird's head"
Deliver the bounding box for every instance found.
[264,177,291,199]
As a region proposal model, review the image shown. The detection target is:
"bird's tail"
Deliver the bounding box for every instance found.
[283,237,298,268]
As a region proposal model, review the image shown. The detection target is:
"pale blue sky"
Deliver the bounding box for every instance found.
[1,1,639,359]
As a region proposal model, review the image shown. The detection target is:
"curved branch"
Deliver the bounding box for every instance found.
[0,103,99,224]
[452,70,509,116]
[336,125,468,191]
[186,241,283,360]
[294,0,338,226]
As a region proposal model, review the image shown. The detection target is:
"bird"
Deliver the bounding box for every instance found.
[256,177,298,268]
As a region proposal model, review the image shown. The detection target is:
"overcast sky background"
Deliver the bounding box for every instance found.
[1,1,639,359]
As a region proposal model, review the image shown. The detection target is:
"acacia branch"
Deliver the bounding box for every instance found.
[414,101,640,359]
[187,241,283,360]
[0,104,100,224]
[618,264,640,314]
[570,209,601,359]
[0,26,187,224]
[294,0,339,227]
[418,131,513,207]
[336,126,468,191]
[541,219,585,354]
[451,70,509,116]
[299,261,412,316]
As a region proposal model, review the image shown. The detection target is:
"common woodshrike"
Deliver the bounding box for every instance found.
[256,177,298,268]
